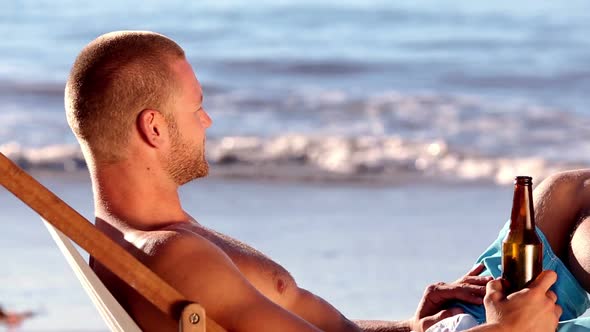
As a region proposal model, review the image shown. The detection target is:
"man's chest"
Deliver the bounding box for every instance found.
[195,226,296,302]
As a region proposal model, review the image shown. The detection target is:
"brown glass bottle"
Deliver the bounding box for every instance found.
[501,176,543,294]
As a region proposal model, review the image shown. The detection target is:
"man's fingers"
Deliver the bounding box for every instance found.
[425,283,487,305]
[555,304,563,319]
[456,265,492,284]
[453,284,487,297]
[463,284,487,297]
[484,279,505,303]
[460,275,494,286]
[528,270,558,293]
[546,290,558,303]
[466,264,485,276]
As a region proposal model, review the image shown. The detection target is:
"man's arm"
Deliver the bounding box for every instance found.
[280,265,490,332]
[283,288,414,332]
[151,232,324,332]
[279,285,361,331]
[151,230,470,332]
[353,320,412,332]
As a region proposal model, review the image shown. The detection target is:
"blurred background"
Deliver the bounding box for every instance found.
[1,0,589,330]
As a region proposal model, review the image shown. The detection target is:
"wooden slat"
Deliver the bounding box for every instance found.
[0,152,225,332]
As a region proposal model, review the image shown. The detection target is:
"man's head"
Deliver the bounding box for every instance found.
[65,31,211,185]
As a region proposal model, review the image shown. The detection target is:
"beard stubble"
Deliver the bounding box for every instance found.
[164,119,209,185]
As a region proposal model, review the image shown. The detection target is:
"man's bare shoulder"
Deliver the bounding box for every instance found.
[137,223,234,271]
[135,224,257,326]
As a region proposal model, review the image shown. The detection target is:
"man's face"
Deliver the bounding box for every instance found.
[163,58,212,185]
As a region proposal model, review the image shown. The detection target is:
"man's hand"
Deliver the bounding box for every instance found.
[484,270,561,332]
[411,264,492,332]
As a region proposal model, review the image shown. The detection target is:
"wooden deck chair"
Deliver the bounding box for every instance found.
[43,218,141,332]
[0,152,226,332]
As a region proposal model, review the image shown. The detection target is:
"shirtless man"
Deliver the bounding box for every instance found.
[64,31,561,332]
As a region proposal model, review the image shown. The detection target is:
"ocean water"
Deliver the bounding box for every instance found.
[1,0,590,184]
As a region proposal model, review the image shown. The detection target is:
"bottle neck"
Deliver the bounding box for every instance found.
[510,183,536,231]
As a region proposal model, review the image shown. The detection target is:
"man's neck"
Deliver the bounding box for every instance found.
[91,162,187,230]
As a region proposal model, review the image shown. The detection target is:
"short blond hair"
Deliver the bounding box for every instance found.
[65,31,185,163]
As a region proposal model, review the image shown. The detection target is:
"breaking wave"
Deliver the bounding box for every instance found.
[1,135,584,186]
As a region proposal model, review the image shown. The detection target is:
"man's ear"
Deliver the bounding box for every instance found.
[137,109,168,148]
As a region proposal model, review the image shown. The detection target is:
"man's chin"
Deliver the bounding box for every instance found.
[199,160,209,177]
[184,163,209,184]
[196,167,209,180]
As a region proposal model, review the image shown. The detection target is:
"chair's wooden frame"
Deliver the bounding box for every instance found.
[0,152,226,332]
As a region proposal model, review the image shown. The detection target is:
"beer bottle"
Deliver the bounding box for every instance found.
[501,176,543,294]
